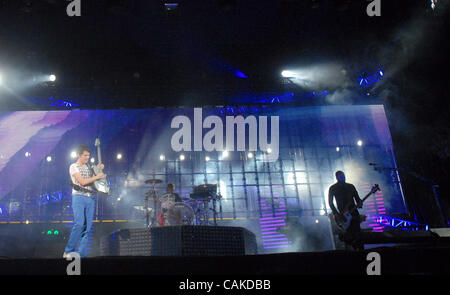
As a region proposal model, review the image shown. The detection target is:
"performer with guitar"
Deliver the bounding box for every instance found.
[328,171,364,250]
[63,144,106,258]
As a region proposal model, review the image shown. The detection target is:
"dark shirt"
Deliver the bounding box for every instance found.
[161,192,182,204]
[328,182,361,216]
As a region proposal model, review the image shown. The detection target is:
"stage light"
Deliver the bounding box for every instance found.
[49,74,56,82]
[336,147,340,152]
[205,156,210,162]
[70,151,77,159]
[222,151,229,158]
[46,156,52,162]
[281,70,295,78]
[357,140,363,146]
[180,154,185,161]
[379,70,384,76]
[315,219,319,224]
[247,152,254,159]
[267,148,272,154]
[116,153,122,160]
[164,2,179,11]
[90,157,95,163]
[25,220,30,225]
[160,154,165,161]
[117,197,121,201]
[25,152,31,157]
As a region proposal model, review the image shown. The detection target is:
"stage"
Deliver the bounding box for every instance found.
[1,246,449,275]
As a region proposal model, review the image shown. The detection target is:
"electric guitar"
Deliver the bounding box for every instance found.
[333,184,380,231]
[92,138,110,194]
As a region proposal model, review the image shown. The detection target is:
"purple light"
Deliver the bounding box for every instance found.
[261,227,277,231]
[263,238,288,242]
[261,231,278,234]
[260,223,286,228]
[261,234,285,238]
[263,241,291,246]
[259,219,285,224]
[264,245,292,249]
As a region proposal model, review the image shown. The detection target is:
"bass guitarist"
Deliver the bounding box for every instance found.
[328,170,364,250]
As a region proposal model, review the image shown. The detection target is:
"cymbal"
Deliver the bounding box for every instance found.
[133,206,153,212]
[144,195,161,201]
[145,179,163,184]
[196,184,216,189]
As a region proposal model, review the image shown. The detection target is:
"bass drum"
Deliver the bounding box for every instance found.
[165,202,195,225]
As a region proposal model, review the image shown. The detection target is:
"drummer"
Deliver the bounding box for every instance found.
[160,183,183,225]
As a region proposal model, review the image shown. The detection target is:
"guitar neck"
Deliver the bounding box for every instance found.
[345,191,373,214]
[97,145,102,165]
[361,191,373,203]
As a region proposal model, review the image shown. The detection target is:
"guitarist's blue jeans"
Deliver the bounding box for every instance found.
[64,194,96,257]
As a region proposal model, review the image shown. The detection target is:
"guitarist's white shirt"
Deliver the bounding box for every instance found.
[70,163,95,196]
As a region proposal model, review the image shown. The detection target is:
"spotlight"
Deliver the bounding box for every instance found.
[46,156,52,162]
[179,154,185,161]
[281,70,295,78]
[336,147,340,152]
[205,156,210,162]
[90,158,95,163]
[357,140,363,146]
[49,74,56,82]
[25,152,31,157]
[222,151,229,158]
[116,153,122,160]
[117,197,121,201]
[379,70,384,76]
[70,151,77,159]
[160,154,165,161]
[247,152,254,159]
[267,148,272,154]
[164,2,179,11]
[315,219,319,224]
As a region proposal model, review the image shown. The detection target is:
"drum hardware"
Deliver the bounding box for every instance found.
[144,178,162,227]
[161,202,195,226]
[188,184,222,225]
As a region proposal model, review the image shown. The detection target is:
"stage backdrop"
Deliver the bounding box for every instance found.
[0,105,407,253]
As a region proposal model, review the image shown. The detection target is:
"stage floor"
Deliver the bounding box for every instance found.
[1,246,449,275]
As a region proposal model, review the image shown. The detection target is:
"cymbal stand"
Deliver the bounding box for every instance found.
[146,183,158,227]
[209,194,220,226]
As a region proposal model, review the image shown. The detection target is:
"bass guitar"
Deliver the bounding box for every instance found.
[333,184,380,231]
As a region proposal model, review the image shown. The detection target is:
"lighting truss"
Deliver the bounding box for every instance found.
[26,96,81,109]
[373,215,429,231]
[358,70,383,87]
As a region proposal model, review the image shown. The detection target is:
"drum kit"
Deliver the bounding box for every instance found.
[133,179,221,227]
